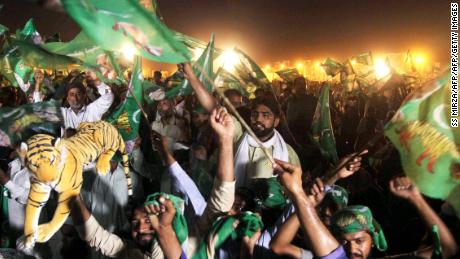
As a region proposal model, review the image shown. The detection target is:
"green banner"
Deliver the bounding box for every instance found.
[311,84,338,164]
[384,73,460,214]
[62,0,191,64]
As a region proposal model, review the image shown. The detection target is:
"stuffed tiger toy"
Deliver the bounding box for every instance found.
[18,121,132,248]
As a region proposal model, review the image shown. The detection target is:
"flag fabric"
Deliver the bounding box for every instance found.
[173,31,223,61]
[16,19,43,45]
[233,48,270,87]
[214,67,247,96]
[0,100,63,147]
[354,51,374,66]
[44,31,105,64]
[14,39,82,69]
[384,72,460,215]
[192,212,263,259]
[0,48,33,89]
[321,58,342,77]
[0,24,8,36]
[166,34,215,97]
[311,84,339,164]
[62,0,191,63]
[144,193,188,244]
[275,68,301,82]
[106,56,143,153]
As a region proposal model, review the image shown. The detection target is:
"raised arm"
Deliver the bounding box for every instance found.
[182,62,218,112]
[274,160,340,257]
[71,195,125,257]
[144,195,183,259]
[389,176,458,259]
[210,107,234,182]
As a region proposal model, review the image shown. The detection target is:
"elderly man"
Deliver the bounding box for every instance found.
[61,70,114,130]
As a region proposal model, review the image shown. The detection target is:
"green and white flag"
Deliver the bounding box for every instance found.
[276,68,301,82]
[193,212,263,259]
[166,33,215,97]
[14,39,82,69]
[354,51,374,66]
[311,84,338,164]
[44,31,104,64]
[16,19,43,45]
[106,56,143,152]
[62,0,191,63]
[321,58,342,77]
[214,67,247,96]
[0,100,63,147]
[233,48,270,87]
[384,72,460,215]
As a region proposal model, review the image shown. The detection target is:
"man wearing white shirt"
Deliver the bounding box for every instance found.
[61,71,114,129]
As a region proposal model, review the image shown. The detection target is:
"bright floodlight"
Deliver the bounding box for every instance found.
[122,44,136,61]
[280,63,285,69]
[374,58,390,79]
[296,62,303,68]
[350,59,357,65]
[221,49,239,72]
[414,56,424,64]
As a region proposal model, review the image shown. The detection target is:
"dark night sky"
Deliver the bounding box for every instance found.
[0,0,452,70]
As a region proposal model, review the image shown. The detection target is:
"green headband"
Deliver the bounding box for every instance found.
[323,185,349,208]
[144,193,188,244]
[331,205,387,251]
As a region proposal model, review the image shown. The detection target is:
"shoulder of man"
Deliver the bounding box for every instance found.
[286,143,300,166]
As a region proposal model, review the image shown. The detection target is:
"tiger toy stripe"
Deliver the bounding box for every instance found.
[19,121,132,248]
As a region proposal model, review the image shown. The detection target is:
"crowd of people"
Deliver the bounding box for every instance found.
[0,60,458,259]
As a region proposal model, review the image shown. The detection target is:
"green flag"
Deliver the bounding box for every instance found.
[173,31,223,61]
[321,58,342,77]
[193,212,263,259]
[275,68,301,82]
[14,39,82,69]
[311,84,338,164]
[0,47,33,89]
[106,56,143,150]
[214,67,247,96]
[0,24,8,36]
[233,48,270,87]
[166,33,215,97]
[62,0,191,63]
[0,100,63,147]
[17,19,43,44]
[44,31,105,64]
[384,72,460,215]
[354,51,374,66]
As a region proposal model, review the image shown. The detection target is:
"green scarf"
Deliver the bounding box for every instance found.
[251,178,287,210]
[323,185,348,209]
[192,212,263,259]
[331,205,387,251]
[144,193,188,244]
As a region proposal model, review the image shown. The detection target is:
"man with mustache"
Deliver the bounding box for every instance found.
[61,70,114,130]
[275,160,458,259]
[183,63,300,187]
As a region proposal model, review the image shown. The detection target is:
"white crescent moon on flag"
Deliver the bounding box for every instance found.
[433,104,449,130]
[132,109,141,124]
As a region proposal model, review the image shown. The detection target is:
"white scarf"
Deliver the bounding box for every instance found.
[234,130,289,187]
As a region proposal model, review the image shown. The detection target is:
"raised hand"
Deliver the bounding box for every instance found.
[143,195,176,232]
[273,159,304,197]
[389,176,421,201]
[334,149,368,180]
[209,107,234,141]
[307,178,327,207]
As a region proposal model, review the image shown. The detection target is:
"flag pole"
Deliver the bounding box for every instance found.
[193,63,276,165]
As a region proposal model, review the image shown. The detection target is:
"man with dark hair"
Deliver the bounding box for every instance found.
[183,62,300,187]
[61,70,114,129]
[153,70,164,87]
[224,89,244,108]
